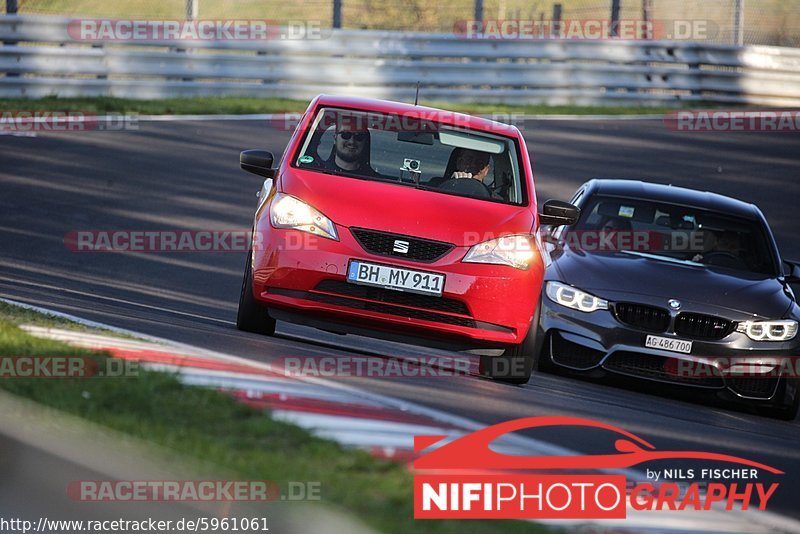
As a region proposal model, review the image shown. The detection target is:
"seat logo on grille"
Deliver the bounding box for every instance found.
[393,240,410,254]
[668,299,681,310]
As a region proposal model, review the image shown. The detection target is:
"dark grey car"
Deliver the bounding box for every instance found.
[538,179,800,419]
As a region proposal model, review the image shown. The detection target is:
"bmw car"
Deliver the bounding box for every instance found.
[236,95,577,383]
[540,179,800,419]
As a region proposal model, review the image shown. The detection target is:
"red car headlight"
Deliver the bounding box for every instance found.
[270,193,338,241]
[463,234,536,270]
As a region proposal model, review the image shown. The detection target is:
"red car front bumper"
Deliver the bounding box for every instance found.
[251,223,543,348]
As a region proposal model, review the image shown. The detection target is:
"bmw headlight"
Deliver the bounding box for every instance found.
[737,320,798,341]
[463,235,536,270]
[270,193,338,240]
[546,281,608,312]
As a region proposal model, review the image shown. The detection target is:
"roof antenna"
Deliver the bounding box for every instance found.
[414,81,420,106]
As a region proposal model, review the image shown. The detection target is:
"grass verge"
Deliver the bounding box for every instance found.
[0,301,139,339]
[0,305,543,533]
[0,95,728,116]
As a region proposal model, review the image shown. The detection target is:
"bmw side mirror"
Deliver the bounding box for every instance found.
[783,260,800,284]
[783,261,800,302]
[539,199,580,226]
[240,150,276,178]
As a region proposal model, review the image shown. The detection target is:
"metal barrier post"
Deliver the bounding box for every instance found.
[642,0,653,39]
[474,0,483,24]
[733,0,744,45]
[333,0,342,29]
[186,0,198,20]
[552,4,562,38]
[610,0,621,37]
[3,0,19,56]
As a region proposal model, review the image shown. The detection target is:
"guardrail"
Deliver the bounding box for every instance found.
[1,15,800,106]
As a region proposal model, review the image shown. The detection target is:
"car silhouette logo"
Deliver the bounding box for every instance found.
[413,416,783,473]
[393,240,410,254]
[668,299,681,310]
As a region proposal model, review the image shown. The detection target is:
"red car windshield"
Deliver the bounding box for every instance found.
[292,107,525,205]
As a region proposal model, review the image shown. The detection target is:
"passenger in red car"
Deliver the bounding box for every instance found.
[450,148,490,181]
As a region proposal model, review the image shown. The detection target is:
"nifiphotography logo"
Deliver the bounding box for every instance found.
[413,416,782,519]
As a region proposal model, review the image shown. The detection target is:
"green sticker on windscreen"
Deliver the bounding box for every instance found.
[618,206,635,218]
[298,155,314,164]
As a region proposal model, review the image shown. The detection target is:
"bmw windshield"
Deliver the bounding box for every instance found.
[565,195,779,276]
[292,107,525,205]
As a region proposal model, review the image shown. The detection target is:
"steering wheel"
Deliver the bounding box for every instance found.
[702,252,748,270]
[437,177,492,199]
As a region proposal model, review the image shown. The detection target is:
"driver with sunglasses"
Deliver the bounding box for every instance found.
[325,125,379,177]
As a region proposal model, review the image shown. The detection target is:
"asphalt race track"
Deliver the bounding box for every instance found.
[2,116,799,520]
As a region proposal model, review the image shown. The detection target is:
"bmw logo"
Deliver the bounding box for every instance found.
[668,299,681,310]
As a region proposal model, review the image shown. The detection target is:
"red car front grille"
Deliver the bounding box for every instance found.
[350,228,454,263]
[266,282,514,333]
[310,279,475,327]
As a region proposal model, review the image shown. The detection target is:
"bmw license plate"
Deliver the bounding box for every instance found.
[346,260,444,297]
[645,335,692,354]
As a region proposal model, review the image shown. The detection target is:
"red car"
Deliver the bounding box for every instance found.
[236,95,577,383]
